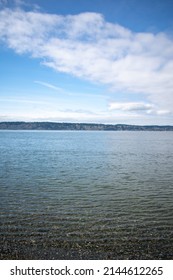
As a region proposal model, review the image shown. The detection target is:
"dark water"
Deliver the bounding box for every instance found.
[0,131,173,259]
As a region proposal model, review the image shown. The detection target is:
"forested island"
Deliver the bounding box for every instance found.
[0,122,173,131]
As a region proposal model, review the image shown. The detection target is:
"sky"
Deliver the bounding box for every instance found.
[0,0,173,125]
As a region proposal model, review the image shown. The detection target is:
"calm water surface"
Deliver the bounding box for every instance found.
[0,131,173,259]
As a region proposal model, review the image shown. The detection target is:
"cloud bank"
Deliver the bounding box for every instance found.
[0,7,173,120]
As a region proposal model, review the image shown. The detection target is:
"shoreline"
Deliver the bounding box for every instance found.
[1,237,172,260]
[0,122,173,131]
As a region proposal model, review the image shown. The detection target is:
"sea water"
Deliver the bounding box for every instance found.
[0,131,173,259]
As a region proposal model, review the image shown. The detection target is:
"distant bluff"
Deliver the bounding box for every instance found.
[0,122,173,131]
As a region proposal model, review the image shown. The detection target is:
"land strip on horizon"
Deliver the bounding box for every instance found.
[0,122,173,131]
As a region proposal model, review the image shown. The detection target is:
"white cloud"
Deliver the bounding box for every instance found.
[156,110,171,116]
[109,102,154,112]
[0,8,173,121]
[0,108,171,125]
[109,102,171,117]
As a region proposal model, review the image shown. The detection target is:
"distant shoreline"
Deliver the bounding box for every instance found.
[0,122,173,131]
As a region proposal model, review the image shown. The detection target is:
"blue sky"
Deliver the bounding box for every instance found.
[0,0,173,124]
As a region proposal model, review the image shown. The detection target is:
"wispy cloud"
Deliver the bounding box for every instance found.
[0,0,25,7]
[0,8,173,121]
[34,80,64,92]
[34,80,107,100]
[0,0,7,4]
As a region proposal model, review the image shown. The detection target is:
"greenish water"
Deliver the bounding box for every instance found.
[0,131,173,259]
